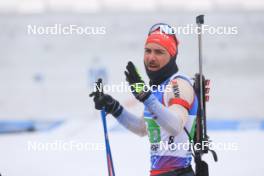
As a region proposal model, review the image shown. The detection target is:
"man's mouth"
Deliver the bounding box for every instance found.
[147,64,159,70]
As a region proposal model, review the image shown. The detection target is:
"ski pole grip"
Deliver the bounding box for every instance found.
[196,15,204,25]
[95,78,104,96]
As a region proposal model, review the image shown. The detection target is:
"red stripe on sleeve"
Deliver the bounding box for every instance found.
[168,98,191,110]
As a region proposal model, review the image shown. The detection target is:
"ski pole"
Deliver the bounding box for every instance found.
[100,108,116,176]
[96,79,116,176]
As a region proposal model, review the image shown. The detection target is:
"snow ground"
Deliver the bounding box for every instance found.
[0,118,263,176]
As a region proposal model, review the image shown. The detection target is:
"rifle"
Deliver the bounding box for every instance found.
[193,15,218,176]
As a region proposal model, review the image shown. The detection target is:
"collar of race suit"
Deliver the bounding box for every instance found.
[145,56,179,87]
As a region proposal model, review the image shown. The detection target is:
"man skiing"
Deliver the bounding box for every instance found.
[90,23,197,176]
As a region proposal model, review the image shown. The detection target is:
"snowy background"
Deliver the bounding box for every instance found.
[0,0,264,176]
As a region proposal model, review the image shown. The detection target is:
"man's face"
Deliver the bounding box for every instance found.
[144,43,171,71]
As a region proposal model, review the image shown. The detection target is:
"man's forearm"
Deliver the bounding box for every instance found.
[143,94,187,136]
[116,108,147,137]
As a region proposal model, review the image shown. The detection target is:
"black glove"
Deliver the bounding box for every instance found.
[89,79,123,118]
[124,61,151,102]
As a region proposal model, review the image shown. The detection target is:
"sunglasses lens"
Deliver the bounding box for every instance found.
[148,23,178,46]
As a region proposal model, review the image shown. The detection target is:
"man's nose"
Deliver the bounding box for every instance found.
[147,52,156,62]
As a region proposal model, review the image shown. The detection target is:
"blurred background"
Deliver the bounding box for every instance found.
[0,0,263,176]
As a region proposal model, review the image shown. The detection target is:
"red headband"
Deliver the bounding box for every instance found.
[145,30,178,57]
